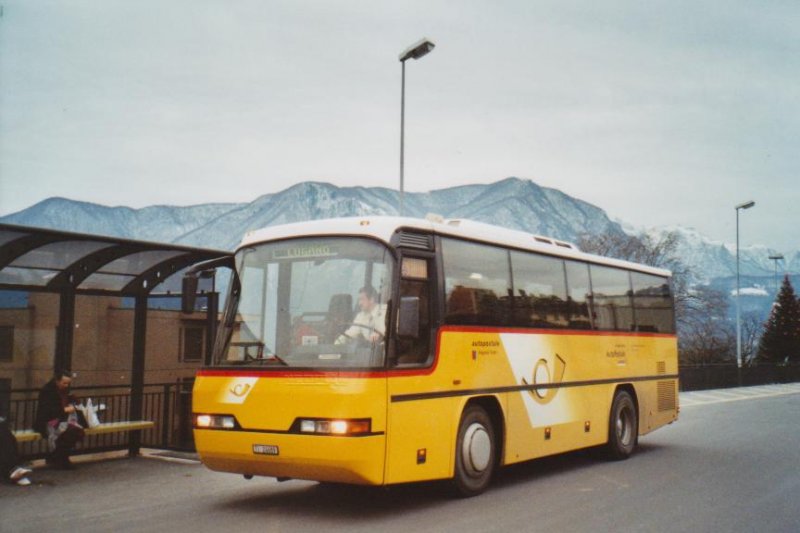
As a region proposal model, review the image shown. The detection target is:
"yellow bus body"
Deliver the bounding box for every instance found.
[194,327,678,485]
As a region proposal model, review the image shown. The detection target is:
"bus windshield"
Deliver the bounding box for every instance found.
[214,237,394,369]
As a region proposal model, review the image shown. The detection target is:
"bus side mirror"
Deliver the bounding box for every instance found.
[397,296,420,339]
[182,274,199,313]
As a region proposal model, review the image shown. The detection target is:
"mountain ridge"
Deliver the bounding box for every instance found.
[2,178,796,280]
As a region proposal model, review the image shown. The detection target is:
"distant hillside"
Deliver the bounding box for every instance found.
[2,177,796,288]
[642,225,799,284]
[1,197,238,244]
[1,178,623,250]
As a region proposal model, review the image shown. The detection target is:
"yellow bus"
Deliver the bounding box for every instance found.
[192,216,678,496]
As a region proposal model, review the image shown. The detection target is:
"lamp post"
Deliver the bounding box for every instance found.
[735,200,755,369]
[398,38,435,216]
[768,254,784,294]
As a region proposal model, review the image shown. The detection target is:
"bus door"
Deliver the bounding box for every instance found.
[385,250,455,484]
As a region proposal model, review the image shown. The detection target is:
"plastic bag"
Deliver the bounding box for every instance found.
[78,398,102,428]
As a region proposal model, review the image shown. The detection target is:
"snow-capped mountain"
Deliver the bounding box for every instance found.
[1,196,238,244]
[1,178,623,251]
[639,225,797,285]
[2,177,795,285]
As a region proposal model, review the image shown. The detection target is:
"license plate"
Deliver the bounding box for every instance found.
[253,444,279,456]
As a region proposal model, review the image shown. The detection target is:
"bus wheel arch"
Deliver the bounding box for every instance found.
[605,385,639,460]
[614,384,639,424]
[452,397,504,497]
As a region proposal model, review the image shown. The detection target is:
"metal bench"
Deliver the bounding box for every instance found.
[12,429,41,443]
[13,420,155,443]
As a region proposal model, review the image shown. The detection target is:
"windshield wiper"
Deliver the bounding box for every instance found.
[264,353,289,366]
[229,353,288,366]
[223,341,289,366]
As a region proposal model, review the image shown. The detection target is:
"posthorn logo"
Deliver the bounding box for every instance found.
[521,354,566,405]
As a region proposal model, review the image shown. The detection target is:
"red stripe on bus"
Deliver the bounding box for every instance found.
[437,325,677,339]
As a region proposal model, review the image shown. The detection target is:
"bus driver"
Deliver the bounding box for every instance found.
[335,286,386,345]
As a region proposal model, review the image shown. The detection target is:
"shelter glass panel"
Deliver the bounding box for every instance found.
[10,241,114,270]
[99,250,186,276]
[0,230,26,248]
[79,272,138,291]
[0,290,59,391]
[0,267,61,287]
[71,294,134,389]
[144,295,206,382]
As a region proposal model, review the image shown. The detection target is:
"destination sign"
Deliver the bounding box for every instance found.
[271,244,338,260]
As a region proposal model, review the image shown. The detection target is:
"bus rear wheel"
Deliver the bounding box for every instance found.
[452,405,496,497]
[605,390,638,460]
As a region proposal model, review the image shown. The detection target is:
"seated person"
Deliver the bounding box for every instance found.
[0,416,32,486]
[34,369,84,470]
[335,286,386,345]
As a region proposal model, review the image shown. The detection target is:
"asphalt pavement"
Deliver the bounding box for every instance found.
[2,384,799,533]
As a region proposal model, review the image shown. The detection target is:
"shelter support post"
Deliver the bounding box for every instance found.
[54,290,75,373]
[129,293,147,457]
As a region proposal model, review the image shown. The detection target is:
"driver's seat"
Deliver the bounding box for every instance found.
[326,294,353,342]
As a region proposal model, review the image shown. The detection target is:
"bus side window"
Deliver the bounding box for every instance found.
[589,265,634,331]
[441,238,512,326]
[564,261,592,329]
[510,251,568,329]
[395,258,431,365]
[631,272,674,333]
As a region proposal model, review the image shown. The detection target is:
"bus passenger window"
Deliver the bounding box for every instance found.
[631,272,674,333]
[564,261,592,329]
[590,265,634,331]
[442,238,512,326]
[510,251,568,329]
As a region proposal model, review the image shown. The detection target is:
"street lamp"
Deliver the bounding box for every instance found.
[735,200,755,369]
[398,37,435,216]
[768,254,784,294]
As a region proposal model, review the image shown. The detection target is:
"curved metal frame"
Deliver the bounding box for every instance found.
[0,223,232,456]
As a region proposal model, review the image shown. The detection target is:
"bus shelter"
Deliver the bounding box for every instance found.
[0,223,232,456]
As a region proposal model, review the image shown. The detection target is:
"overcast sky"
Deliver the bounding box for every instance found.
[1,1,797,251]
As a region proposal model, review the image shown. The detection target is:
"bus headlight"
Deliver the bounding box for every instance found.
[296,418,371,435]
[330,420,348,434]
[194,414,237,429]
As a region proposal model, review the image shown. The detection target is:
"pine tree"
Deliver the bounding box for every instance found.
[757,276,800,363]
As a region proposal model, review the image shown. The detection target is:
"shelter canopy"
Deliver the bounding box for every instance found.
[0,223,231,296]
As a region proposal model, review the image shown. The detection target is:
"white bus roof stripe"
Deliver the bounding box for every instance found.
[240,217,672,278]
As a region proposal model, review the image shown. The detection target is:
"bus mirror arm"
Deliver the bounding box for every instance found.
[182,274,199,313]
[181,255,233,314]
[397,296,420,339]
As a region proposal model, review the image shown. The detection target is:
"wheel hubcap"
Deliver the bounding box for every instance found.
[617,406,632,446]
[462,423,491,476]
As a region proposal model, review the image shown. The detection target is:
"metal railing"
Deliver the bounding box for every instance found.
[679,363,800,391]
[5,380,196,459]
[6,366,799,458]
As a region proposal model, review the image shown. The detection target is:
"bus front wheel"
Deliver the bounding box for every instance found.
[452,405,496,497]
[605,390,638,460]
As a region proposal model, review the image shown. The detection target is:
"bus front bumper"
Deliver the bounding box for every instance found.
[194,429,386,485]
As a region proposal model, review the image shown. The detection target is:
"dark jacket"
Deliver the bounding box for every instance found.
[34,380,72,437]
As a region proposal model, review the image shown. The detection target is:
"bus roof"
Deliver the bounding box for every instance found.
[240,216,672,278]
